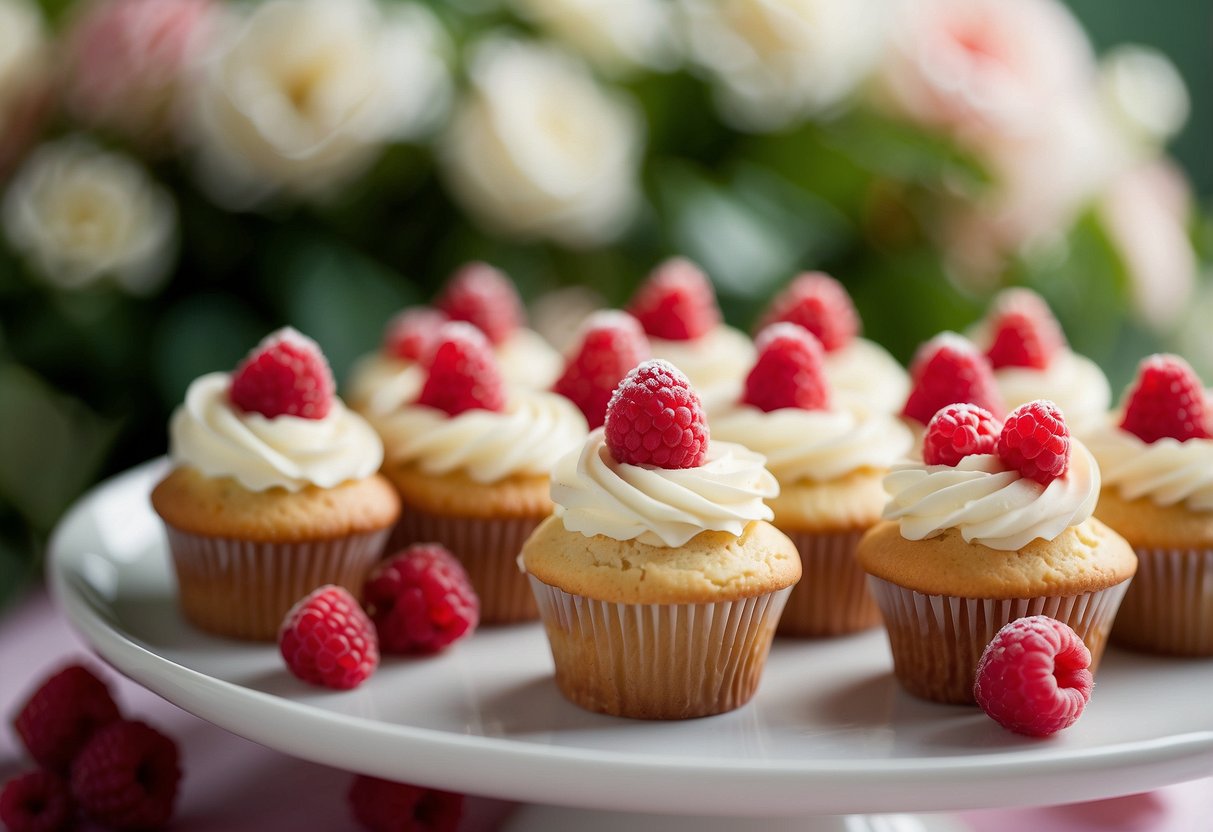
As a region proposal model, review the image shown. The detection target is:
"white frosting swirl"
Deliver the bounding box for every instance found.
[649,325,755,411]
[170,373,383,493]
[552,428,778,547]
[1086,423,1213,511]
[711,403,913,483]
[372,389,587,483]
[881,442,1100,551]
[995,351,1112,436]
[495,327,563,389]
[824,338,910,413]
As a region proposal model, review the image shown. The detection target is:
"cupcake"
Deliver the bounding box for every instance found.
[370,322,586,623]
[858,400,1136,704]
[712,324,913,636]
[521,360,801,719]
[1086,354,1213,655]
[901,332,1004,439]
[973,289,1111,435]
[150,328,400,641]
[758,272,908,413]
[626,258,754,414]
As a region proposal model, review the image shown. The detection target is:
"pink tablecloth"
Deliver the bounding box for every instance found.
[1,589,1210,831]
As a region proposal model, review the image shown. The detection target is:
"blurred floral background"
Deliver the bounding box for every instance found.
[0,0,1209,606]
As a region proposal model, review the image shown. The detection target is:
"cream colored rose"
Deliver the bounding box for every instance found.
[512,0,676,74]
[442,37,643,247]
[1099,45,1189,150]
[188,0,450,206]
[0,0,50,174]
[680,0,887,131]
[2,138,176,293]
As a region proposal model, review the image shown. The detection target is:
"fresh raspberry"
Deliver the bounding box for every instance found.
[902,333,1003,426]
[70,720,181,831]
[553,311,650,429]
[229,327,336,420]
[985,289,1066,370]
[435,262,523,346]
[742,323,831,412]
[0,771,73,832]
[758,271,860,352]
[13,663,121,773]
[627,258,721,341]
[363,544,479,655]
[279,585,379,690]
[416,322,506,416]
[348,775,463,832]
[383,307,449,364]
[997,400,1071,485]
[1119,354,1211,444]
[922,404,1003,467]
[973,616,1093,737]
[604,360,709,469]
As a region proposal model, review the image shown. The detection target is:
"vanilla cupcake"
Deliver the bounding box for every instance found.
[371,322,586,623]
[712,324,913,636]
[151,328,400,641]
[1086,354,1213,655]
[521,360,800,719]
[858,400,1136,704]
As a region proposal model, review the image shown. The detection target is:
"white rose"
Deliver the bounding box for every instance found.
[511,0,676,74]
[442,38,643,248]
[2,138,176,293]
[1099,45,1190,150]
[188,0,451,207]
[679,0,888,132]
[0,0,50,175]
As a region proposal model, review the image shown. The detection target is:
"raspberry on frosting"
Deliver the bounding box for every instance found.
[985,289,1067,371]
[604,359,709,469]
[902,332,1003,426]
[383,307,449,364]
[627,258,722,341]
[1120,354,1211,444]
[758,271,860,352]
[436,262,524,346]
[416,322,507,416]
[742,323,830,413]
[998,400,1071,486]
[922,404,1002,467]
[229,327,336,420]
[553,311,650,429]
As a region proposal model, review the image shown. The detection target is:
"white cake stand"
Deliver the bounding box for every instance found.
[48,461,1213,831]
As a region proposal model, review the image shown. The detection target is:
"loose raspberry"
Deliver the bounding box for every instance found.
[435,262,523,346]
[364,544,479,655]
[229,327,336,420]
[1119,354,1211,444]
[604,360,708,468]
[922,404,1003,467]
[348,775,463,832]
[13,663,121,773]
[0,771,73,832]
[279,585,379,690]
[627,258,721,341]
[742,323,831,412]
[902,333,1003,426]
[997,400,1071,485]
[758,271,860,352]
[553,311,650,429]
[974,616,1093,737]
[985,289,1066,370]
[383,307,449,364]
[416,322,507,416]
[70,720,181,831]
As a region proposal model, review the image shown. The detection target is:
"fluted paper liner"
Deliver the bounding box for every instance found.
[867,577,1131,705]
[529,576,791,719]
[779,529,879,636]
[1112,546,1213,656]
[391,510,544,624]
[166,527,390,641]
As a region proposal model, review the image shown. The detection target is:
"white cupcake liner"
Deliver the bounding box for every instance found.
[529,576,792,720]
[391,510,544,624]
[779,529,879,637]
[1112,546,1213,656]
[165,527,391,641]
[867,577,1131,705]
